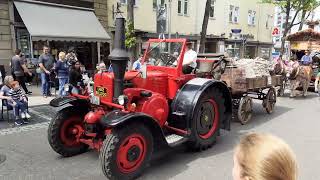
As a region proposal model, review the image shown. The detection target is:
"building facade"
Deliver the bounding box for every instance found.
[107,0,274,59]
[0,0,110,73]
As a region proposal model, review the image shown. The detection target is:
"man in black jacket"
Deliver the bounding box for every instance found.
[11,49,32,94]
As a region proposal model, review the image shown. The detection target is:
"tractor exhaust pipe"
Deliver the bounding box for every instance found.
[107,17,129,100]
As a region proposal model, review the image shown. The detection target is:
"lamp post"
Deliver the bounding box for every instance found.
[167,0,172,53]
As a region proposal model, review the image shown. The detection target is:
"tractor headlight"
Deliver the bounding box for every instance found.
[118,95,128,106]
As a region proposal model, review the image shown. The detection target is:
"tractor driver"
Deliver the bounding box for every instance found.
[182,41,197,74]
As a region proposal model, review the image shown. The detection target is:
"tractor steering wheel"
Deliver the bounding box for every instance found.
[159,52,177,66]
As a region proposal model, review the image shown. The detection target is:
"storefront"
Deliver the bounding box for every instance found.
[13,0,110,73]
[225,39,272,60]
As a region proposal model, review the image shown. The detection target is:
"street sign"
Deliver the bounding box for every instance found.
[272,27,280,36]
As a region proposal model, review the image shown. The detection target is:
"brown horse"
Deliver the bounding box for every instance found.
[287,63,313,97]
[272,59,287,96]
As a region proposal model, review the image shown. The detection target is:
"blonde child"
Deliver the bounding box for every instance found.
[8,81,30,125]
[233,133,298,180]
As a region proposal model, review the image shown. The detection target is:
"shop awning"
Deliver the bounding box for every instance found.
[14,1,110,42]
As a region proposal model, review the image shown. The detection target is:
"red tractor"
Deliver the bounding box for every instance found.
[48,18,232,180]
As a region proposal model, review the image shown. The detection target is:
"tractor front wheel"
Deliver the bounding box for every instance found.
[188,87,226,151]
[100,124,153,180]
[47,107,88,157]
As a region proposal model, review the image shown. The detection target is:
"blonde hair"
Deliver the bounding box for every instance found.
[4,76,14,87]
[235,133,297,180]
[58,51,66,60]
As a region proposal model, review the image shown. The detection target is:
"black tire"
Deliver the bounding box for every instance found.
[100,123,153,180]
[47,107,89,157]
[187,87,226,151]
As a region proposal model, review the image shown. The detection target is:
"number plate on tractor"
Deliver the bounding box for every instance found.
[90,96,100,105]
[96,87,108,97]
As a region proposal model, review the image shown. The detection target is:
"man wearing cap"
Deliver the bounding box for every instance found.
[301,50,313,65]
[182,42,197,74]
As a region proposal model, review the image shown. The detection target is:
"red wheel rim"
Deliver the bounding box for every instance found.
[116,134,147,173]
[60,117,83,147]
[198,99,219,139]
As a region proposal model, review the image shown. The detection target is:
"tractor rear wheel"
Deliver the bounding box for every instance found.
[47,107,88,157]
[187,87,226,151]
[100,123,153,180]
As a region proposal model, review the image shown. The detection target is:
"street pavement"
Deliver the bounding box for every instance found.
[0,92,320,180]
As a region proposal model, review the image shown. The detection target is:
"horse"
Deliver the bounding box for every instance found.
[272,58,288,96]
[286,62,313,97]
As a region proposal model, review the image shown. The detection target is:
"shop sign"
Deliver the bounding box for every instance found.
[272,27,280,37]
[240,34,254,40]
[291,42,309,50]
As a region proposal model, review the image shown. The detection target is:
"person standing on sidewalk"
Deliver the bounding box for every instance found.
[38,45,55,98]
[69,61,82,94]
[55,52,69,96]
[11,49,32,94]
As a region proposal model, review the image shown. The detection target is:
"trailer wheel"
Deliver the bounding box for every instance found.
[100,124,153,180]
[188,87,226,151]
[237,96,253,125]
[48,107,88,157]
[265,87,276,114]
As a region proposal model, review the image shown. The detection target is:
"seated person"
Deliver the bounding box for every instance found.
[132,54,143,71]
[8,81,30,125]
[182,42,197,74]
[301,50,313,65]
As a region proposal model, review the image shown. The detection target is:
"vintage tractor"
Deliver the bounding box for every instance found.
[47,17,232,180]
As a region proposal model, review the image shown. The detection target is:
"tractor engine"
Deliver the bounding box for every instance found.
[83,17,129,128]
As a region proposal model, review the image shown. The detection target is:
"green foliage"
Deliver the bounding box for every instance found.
[125,20,136,49]
[261,0,319,12]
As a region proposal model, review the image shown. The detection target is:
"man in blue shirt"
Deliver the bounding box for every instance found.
[301,50,313,65]
[132,54,143,71]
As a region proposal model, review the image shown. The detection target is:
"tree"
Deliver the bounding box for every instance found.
[199,0,212,53]
[262,0,319,53]
[126,0,137,69]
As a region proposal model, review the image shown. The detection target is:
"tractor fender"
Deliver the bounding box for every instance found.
[50,96,90,108]
[171,78,232,130]
[101,111,168,146]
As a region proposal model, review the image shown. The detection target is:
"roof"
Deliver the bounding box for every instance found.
[287,28,320,41]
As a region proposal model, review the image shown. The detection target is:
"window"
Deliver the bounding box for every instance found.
[209,0,215,18]
[229,5,239,23]
[178,0,188,16]
[178,0,182,14]
[153,0,157,9]
[153,0,165,9]
[248,10,256,26]
[260,47,271,60]
[266,15,272,29]
[229,5,234,22]
[234,7,239,23]
[120,0,137,6]
[184,0,188,15]
[226,44,240,58]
